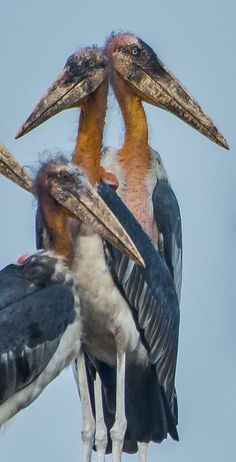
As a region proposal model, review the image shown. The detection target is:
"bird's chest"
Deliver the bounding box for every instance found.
[72,226,139,365]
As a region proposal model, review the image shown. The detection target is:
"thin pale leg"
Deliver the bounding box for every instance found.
[74,351,95,462]
[94,374,108,462]
[110,350,127,462]
[138,442,148,462]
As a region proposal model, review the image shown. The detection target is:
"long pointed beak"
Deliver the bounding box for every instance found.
[128,63,229,149]
[16,67,105,139]
[0,142,33,192]
[50,179,145,267]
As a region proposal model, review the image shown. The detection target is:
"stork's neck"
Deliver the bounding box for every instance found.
[111,70,150,171]
[40,195,73,266]
[73,80,108,185]
[111,70,153,238]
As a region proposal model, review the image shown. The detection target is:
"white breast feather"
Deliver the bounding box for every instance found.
[72,224,147,365]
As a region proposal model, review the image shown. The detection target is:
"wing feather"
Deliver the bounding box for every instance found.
[0,260,74,404]
[152,179,182,303]
[98,181,179,415]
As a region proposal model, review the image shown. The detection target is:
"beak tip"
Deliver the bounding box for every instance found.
[222,140,230,150]
[217,134,229,150]
[15,127,24,139]
[15,124,30,139]
[134,254,145,267]
[141,258,146,268]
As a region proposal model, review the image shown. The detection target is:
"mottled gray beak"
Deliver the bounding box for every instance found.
[0,142,33,192]
[50,169,145,267]
[127,62,228,149]
[16,61,106,139]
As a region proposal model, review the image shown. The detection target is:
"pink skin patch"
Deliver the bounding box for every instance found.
[16,254,31,265]
[102,171,119,190]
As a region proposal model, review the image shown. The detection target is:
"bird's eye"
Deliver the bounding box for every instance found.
[60,172,69,181]
[88,59,95,67]
[130,46,140,57]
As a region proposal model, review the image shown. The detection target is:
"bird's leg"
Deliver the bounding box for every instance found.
[94,373,108,462]
[138,442,149,462]
[110,347,127,462]
[75,351,95,462]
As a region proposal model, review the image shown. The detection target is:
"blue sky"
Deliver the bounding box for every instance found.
[0,1,235,461]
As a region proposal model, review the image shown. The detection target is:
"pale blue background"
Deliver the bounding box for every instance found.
[0,1,235,461]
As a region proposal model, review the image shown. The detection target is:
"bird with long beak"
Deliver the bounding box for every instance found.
[15,44,183,462]
[0,150,145,428]
[101,31,228,458]
[16,47,117,187]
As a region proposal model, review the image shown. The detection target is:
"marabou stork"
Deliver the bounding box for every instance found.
[0,150,144,428]
[102,32,228,458]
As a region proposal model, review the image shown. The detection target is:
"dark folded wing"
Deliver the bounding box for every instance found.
[152,180,182,303]
[0,275,74,404]
[98,181,180,411]
[0,258,56,309]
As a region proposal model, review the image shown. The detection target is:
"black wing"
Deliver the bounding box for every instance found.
[153,180,182,303]
[98,182,180,415]
[0,259,74,404]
